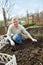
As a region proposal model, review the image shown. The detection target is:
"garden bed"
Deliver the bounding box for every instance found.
[0,27,43,65]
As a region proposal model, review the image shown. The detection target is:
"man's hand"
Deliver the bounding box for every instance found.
[10,41,15,46]
[32,38,37,42]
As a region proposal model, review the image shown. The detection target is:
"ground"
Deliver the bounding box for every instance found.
[0,36,43,65]
[0,27,43,65]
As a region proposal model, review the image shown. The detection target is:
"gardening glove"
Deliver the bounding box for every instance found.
[10,40,15,46]
[32,38,37,42]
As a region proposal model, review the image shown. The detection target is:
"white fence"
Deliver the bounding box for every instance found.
[0,42,7,49]
[0,53,17,65]
[0,35,9,49]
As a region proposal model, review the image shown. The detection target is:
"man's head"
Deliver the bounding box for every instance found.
[12,17,18,28]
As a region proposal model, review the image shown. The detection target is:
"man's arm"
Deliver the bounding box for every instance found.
[7,25,15,46]
[7,35,15,46]
[20,25,37,42]
[24,30,37,42]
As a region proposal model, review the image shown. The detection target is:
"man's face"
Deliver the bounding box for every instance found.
[13,18,18,28]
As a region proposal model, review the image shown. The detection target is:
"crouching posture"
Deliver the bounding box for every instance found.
[7,18,37,46]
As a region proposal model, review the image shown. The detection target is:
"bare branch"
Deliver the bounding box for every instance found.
[7,2,15,13]
[0,0,15,19]
[4,0,8,7]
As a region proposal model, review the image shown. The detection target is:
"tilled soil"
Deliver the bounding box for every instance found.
[0,27,43,65]
[0,36,43,65]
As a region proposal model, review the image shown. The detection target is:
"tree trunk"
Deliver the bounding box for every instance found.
[2,8,7,33]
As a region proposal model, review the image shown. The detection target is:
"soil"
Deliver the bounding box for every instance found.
[0,27,43,65]
[0,36,43,65]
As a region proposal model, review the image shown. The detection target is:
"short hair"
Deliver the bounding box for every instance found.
[12,17,18,22]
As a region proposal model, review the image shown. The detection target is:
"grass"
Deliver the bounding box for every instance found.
[26,24,43,30]
[32,34,43,37]
[29,25,43,28]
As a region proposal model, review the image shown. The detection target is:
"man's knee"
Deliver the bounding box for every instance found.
[12,34,22,44]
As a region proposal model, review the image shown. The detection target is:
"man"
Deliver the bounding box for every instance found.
[7,18,37,46]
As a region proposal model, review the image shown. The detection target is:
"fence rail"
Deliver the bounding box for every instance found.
[0,53,17,65]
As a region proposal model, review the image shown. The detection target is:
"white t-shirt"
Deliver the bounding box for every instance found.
[7,24,28,37]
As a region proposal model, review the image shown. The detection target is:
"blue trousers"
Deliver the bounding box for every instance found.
[12,34,22,44]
